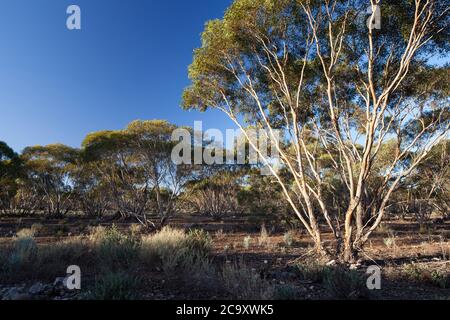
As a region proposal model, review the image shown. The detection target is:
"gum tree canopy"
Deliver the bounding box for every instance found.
[81,120,192,228]
[182,0,449,262]
[0,141,22,212]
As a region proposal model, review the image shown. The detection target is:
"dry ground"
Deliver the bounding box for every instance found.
[0,213,449,300]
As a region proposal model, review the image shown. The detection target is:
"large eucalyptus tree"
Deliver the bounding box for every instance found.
[82,120,191,227]
[182,0,449,261]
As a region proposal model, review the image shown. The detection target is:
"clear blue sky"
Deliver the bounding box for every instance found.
[0,0,234,152]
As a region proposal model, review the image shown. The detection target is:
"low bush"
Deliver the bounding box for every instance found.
[403,264,425,281]
[296,262,326,283]
[140,227,212,275]
[30,223,46,236]
[35,237,93,280]
[404,264,449,288]
[90,225,141,270]
[323,267,369,299]
[16,228,36,239]
[85,272,141,300]
[185,229,212,258]
[283,231,294,247]
[0,231,38,282]
[273,284,300,300]
[258,224,270,247]
[222,261,274,300]
[140,227,187,268]
[430,270,449,289]
[243,236,251,249]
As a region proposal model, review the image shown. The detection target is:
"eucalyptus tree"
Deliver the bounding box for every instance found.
[125,120,193,226]
[182,0,449,261]
[0,141,22,214]
[182,168,243,219]
[82,130,149,223]
[21,144,78,216]
[71,159,111,217]
[419,140,449,219]
[238,168,290,215]
[82,120,192,227]
[402,140,450,222]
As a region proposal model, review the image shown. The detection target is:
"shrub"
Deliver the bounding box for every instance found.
[377,222,392,234]
[215,229,225,241]
[296,262,326,283]
[91,225,140,270]
[274,284,300,300]
[86,272,141,300]
[179,251,218,291]
[160,247,188,275]
[35,237,92,279]
[16,228,35,239]
[258,224,270,247]
[283,231,294,247]
[430,270,449,289]
[88,225,106,242]
[30,223,45,236]
[243,236,251,249]
[323,267,369,299]
[47,237,88,261]
[141,227,213,276]
[1,233,38,281]
[140,227,187,267]
[185,229,212,258]
[383,231,397,250]
[9,234,38,269]
[403,264,424,281]
[222,261,274,299]
[129,224,143,238]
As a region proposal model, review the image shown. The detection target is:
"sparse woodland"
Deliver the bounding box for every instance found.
[0,0,449,300]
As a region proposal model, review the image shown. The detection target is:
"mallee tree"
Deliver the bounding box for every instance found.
[182,0,449,262]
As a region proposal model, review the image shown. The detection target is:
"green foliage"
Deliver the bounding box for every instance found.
[323,267,369,299]
[8,236,38,271]
[91,225,141,270]
[283,231,294,247]
[403,264,425,281]
[430,270,450,289]
[140,227,212,277]
[0,141,23,213]
[0,232,38,281]
[222,261,274,300]
[185,229,212,258]
[182,0,450,261]
[273,284,300,300]
[403,264,449,289]
[182,169,243,218]
[140,227,187,266]
[86,272,141,300]
[80,120,191,224]
[20,144,78,216]
[296,262,326,283]
[0,141,21,178]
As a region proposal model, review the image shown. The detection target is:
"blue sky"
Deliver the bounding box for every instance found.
[0,0,234,152]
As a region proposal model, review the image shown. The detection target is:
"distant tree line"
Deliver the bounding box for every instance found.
[0,120,448,231]
[0,120,285,227]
